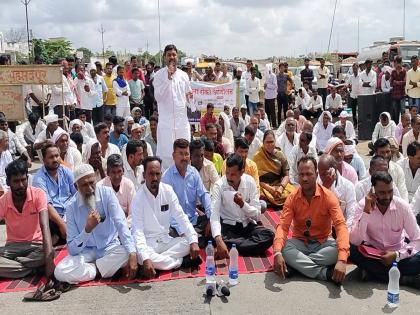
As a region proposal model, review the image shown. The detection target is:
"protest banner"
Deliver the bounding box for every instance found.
[0,65,62,85]
[188,81,237,123]
[0,85,25,121]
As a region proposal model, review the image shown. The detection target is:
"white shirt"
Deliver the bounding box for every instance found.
[264,72,277,100]
[112,79,131,108]
[74,77,97,110]
[255,129,264,142]
[131,182,198,262]
[288,145,318,185]
[347,73,362,99]
[325,94,343,110]
[276,132,299,156]
[319,173,357,228]
[359,69,377,95]
[16,120,46,145]
[248,137,262,160]
[210,174,260,238]
[397,158,420,202]
[7,129,27,156]
[246,77,260,103]
[242,71,252,95]
[124,164,144,191]
[355,175,401,202]
[317,66,330,89]
[308,96,323,111]
[406,67,420,98]
[27,84,51,106]
[335,120,356,141]
[0,150,13,188]
[153,67,191,168]
[410,186,420,216]
[64,146,83,171]
[104,143,121,159]
[389,160,409,202]
[91,74,108,108]
[81,121,96,140]
[401,130,420,157]
[314,122,334,152]
[295,94,310,110]
[381,75,392,93]
[50,75,77,107]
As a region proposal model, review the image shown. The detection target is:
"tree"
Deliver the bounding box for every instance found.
[4,27,25,44]
[32,38,72,64]
[76,47,93,62]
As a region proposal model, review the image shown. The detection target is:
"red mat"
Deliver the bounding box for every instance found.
[0,210,281,293]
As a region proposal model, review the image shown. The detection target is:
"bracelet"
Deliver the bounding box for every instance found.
[273,251,283,258]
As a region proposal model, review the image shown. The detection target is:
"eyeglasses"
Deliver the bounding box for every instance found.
[303,219,312,238]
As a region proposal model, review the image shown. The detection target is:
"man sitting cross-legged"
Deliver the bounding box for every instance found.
[349,172,420,289]
[210,154,274,258]
[162,139,212,247]
[54,164,137,284]
[273,156,349,285]
[0,160,54,279]
[131,157,200,278]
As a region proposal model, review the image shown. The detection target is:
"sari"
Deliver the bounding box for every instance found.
[253,147,294,207]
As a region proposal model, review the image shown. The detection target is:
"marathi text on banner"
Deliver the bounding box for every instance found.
[0,65,62,85]
[0,85,25,121]
[187,81,237,123]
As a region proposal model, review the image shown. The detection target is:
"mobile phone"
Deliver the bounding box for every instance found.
[371,186,375,194]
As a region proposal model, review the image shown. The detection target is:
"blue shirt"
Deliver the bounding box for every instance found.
[162,165,212,229]
[350,153,367,180]
[66,185,136,257]
[109,131,129,150]
[33,166,77,217]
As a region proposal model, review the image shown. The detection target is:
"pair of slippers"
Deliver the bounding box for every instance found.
[23,280,72,302]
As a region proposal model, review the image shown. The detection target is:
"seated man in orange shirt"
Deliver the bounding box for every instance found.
[273,156,349,285]
[0,159,54,279]
[222,137,267,213]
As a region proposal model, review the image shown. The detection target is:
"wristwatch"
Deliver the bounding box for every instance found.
[395,251,400,263]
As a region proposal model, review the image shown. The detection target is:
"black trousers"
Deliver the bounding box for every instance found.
[265,98,276,127]
[318,88,328,109]
[349,244,420,282]
[245,94,249,106]
[221,222,274,256]
[53,105,76,126]
[348,97,358,127]
[277,93,289,123]
[302,109,322,120]
[92,107,104,125]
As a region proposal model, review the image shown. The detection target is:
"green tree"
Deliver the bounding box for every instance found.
[32,38,72,64]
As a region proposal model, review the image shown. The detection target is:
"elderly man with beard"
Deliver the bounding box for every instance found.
[33,144,76,245]
[51,128,82,171]
[33,114,60,159]
[349,172,420,288]
[131,157,200,276]
[0,159,54,280]
[54,164,138,284]
[276,117,299,154]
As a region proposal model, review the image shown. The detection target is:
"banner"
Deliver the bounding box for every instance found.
[0,85,25,121]
[0,65,62,85]
[188,81,237,123]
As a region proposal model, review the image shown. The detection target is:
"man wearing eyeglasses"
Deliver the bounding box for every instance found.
[273,156,350,285]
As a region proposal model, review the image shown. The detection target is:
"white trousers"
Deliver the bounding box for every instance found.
[116,106,131,118]
[54,245,129,284]
[138,237,190,271]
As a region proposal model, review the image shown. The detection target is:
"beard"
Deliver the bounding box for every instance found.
[83,191,96,210]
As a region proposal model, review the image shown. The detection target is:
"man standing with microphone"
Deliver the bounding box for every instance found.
[153,44,193,169]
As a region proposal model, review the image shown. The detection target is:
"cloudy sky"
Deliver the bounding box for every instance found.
[0,0,419,59]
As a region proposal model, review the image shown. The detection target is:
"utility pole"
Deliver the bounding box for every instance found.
[99,24,105,63]
[357,18,360,53]
[158,0,162,66]
[21,0,32,62]
[327,0,338,54]
[403,0,406,38]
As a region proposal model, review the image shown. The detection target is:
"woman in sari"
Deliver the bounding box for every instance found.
[253,130,294,207]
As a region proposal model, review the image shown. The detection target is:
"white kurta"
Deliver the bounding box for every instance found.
[154,67,192,168]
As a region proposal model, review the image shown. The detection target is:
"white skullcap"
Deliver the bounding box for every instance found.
[69,119,83,133]
[51,128,68,144]
[45,114,59,125]
[339,111,349,118]
[131,123,142,131]
[324,137,344,154]
[344,144,356,156]
[236,67,243,72]
[73,163,95,183]
[240,104,247,109]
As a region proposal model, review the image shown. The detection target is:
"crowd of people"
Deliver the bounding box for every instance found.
[0,44,419,301]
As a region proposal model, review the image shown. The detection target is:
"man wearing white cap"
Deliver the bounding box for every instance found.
[240,104,250,126]
[318,154,357,228]
[54,164,138,284]
[131,156,200,276]
[335,111,356,143]
[313,111,335,153]
[343,140,367,180]
[51,128,82,171]
[128,123,153,156]
[33,114,60,153]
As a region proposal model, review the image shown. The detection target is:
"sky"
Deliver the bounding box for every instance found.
[0,0,419,59]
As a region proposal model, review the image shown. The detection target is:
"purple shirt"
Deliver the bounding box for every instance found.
[350,196,420,260]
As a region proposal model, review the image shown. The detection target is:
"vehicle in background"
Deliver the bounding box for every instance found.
[358,37,420,66]
[293,60,334,91]
[338,57,358,83]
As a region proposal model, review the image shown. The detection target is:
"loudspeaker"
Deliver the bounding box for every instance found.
[357,92,392,140]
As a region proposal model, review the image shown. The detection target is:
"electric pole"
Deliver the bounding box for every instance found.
[21,0,32,62]
[99,24,105,63]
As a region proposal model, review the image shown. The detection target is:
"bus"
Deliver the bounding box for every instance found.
[358,37,420,65]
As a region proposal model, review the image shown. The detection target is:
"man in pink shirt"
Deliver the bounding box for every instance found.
[97,154,135,219]
[349,172,420,288]
[0,159,54,279]
[325,137,358,184]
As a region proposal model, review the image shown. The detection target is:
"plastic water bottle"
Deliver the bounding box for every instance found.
[387,262,400,308]
[205,241,216,296]
[229,244,239,285]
